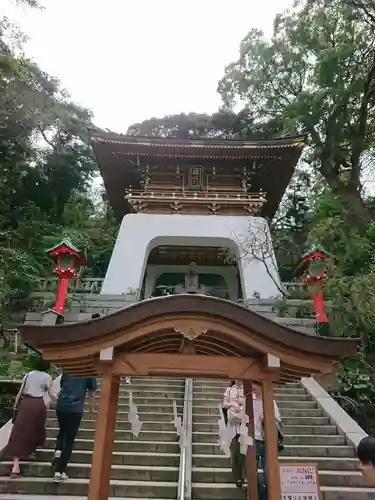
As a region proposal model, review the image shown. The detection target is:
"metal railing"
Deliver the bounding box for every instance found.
[177,378,193,500]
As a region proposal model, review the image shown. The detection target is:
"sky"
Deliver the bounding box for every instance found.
[4,0,294,133]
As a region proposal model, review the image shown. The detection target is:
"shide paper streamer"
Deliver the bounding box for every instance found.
[127,386,143,437]
[172,399,187,449]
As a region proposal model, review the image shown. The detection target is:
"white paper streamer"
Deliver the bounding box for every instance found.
[127,387,143,437]
[238,411,253,455]
[217,404,235,457]
[172,399,187,449]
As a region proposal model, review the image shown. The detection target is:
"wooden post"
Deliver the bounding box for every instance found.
[88,373,120,500]
[262,379,282,500]
[243,380,258,500]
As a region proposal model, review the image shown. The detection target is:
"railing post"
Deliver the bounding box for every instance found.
[177,378,193,500]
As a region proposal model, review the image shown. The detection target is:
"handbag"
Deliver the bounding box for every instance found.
[227,406,243,425]
[12,373,29,424]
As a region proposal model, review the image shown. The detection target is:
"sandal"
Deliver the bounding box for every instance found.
[10,472,21,479]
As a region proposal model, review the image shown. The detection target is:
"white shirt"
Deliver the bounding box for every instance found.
[253,394,281,441]
[23,370,52,398]
[223,385,281,440]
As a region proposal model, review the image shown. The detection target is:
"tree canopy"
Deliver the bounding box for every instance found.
[0,3,118,324]
[219,0,375,224]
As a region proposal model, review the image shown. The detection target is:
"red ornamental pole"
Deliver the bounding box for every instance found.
[54,276,70,314]
[312,288,328,324]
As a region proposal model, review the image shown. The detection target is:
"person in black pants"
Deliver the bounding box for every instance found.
[52,372,97,483]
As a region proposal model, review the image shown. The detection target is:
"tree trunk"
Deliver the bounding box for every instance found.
[321,167,373,226]
[339,190,372,226]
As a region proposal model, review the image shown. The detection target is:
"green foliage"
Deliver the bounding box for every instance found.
[126,111,283,140]
[219,0,375,224]
[0,10,118,328]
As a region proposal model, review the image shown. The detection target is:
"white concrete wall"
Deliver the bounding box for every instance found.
[101,214,282,299]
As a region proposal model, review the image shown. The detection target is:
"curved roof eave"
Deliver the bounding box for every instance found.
[19,294,358,361]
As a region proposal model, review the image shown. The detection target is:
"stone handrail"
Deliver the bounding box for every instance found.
[301,377,367,448]
[34,277,305,297]
[37,277,103,294]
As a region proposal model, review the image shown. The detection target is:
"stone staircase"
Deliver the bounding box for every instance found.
[23,295,317,336]
[191,379,372,500]
[0,377,372,500]
[0,377,185,498]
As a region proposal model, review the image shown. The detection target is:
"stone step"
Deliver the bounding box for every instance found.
[191,432,346,446]
[37,449,179,467]
[46,428,179,442]
[191,482,374,500]
[193,454,359,471]
[193,381,302,388]
[65,404,184,415]
[190,400,318,409]
[44,437,179,453]
[50,414,330,430]
[84,397,317,409]
[191,393,312,401]
[193,408,324,418]
[191,467,362,487]
[47,419,177,432]
[0,477,177,498]
[48,411,177,423]
[193,416,333,426]
[119,378,185,386]
[116,390,309,399]
[192,443,355,457]
[192,387,307,395]
[116,391,185,399]
[192,423,338,435]
[0,463,179,482]
[88,398,184,407]
[119,383,185,390]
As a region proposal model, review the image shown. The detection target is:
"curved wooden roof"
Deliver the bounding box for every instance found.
[91,133,307,219]
[19,295,358,381]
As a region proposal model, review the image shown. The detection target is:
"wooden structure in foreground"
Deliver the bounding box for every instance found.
[19,294,358,500]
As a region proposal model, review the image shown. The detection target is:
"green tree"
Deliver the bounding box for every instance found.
[127,111,283,140]
[218,0,375,224]
[345,0,375,28]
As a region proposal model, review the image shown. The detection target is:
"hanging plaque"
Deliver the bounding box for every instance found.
[188,166,203,190]
[280,463,322,500]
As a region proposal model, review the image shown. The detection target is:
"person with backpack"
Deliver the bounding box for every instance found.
[51,372,97,483]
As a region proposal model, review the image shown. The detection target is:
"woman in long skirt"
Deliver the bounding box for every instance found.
[3,357,56,478]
